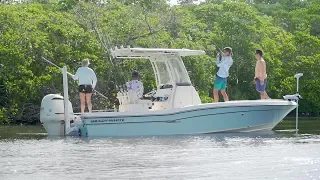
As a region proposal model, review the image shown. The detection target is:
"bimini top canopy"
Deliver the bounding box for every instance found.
[110,46,206,59]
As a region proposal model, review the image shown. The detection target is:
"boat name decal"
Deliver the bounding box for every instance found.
[90,119,124,123]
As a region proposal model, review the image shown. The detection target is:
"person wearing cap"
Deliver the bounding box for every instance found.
[72,58,97,113]
[254,49,271,99]
[126,71,144,101]
[213,47,233,102]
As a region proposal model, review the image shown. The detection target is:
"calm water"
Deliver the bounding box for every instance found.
[1,126,320,180]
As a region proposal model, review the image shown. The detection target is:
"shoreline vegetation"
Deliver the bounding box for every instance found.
[0,0,319,125]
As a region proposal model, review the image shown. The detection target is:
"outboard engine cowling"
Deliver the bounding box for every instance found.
[40,94,74,136]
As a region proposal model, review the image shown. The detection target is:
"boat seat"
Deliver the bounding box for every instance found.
[137,99,152,108]
[138,99,152,104]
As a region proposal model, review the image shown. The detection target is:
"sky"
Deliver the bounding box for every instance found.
[170,0,179,5]
[169,0,204,5]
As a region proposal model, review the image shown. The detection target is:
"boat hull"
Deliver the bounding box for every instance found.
[78,100,297,137]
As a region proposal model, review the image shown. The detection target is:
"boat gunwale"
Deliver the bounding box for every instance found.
[81,100,296,119]
[83,108,293,125]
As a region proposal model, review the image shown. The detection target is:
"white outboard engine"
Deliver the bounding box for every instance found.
[40,94,74,136]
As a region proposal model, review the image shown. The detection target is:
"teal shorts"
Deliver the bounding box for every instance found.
[214,75,227,90]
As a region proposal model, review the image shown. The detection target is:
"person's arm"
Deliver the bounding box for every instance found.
[257,62,266,85]
[216,57,221,66]
[257,61,265,81]
[91,70,97,89]
[216,52,223,67]
[139,81,144,98]
[72,69,79,80]
[260,61,267,80]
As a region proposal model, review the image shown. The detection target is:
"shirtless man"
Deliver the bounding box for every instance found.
[254,50,270,99]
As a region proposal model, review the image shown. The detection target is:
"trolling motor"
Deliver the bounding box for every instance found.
[283,73,303,135]
[283,73,303,101]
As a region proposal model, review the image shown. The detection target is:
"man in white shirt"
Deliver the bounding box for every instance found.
[72,59,97,113]
[213,47,233,102]
[126,71,144,102]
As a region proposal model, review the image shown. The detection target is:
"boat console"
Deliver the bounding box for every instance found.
[112,46,203,111]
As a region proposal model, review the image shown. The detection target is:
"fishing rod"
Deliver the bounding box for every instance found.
[41,56,109,100]
[215,45,224,56]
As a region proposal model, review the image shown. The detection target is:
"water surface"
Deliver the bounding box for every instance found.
[0,125,320,180]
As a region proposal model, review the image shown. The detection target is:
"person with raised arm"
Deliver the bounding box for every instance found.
[213,47,233,102]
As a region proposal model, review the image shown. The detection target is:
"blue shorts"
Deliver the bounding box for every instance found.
[255,78,267,92]
[214,75,227,90]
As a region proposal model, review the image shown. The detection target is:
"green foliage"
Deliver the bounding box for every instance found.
[0,0,319,124]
